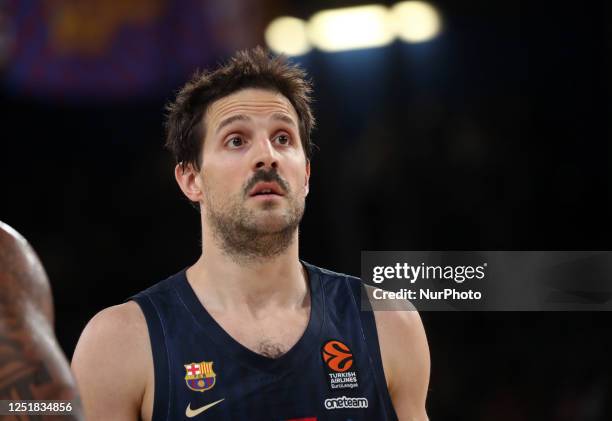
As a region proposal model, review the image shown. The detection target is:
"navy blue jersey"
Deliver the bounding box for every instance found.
[131,261,398,421]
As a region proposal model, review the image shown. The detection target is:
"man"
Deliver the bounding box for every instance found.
[0,221,83,420]
[72,47,430,420]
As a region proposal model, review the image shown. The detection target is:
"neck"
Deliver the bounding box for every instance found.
[186,223,307,315]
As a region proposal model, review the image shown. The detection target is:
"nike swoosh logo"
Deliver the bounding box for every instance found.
[185,398,225,418]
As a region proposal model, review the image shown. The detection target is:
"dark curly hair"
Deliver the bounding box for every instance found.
[165,47,315,170]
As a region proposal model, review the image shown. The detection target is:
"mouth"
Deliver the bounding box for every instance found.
[248,182,285,198]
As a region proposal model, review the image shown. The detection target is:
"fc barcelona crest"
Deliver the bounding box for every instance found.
[184,361,217,392]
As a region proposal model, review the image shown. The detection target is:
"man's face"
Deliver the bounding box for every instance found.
[197,88,310,257]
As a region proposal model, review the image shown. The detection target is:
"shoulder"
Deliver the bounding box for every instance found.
[0,221,53,319]
[368,291,430,420]
[364,285,427,371]
[0,221,43,278]
[75,301,148,346]
[73,301,150,371]
[72,302,151,420]
[0,221,26,255]
[372,302,428,358]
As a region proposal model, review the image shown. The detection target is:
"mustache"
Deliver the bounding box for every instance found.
[244,168,290,196]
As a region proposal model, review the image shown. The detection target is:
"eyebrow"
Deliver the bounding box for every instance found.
[215,114,251,135]
[270,113,297,127]
[214,113,297,135]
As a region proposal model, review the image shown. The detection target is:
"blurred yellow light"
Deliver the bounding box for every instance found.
[307,5,394,52]
[390,1,441,43]
[265,16,311,56]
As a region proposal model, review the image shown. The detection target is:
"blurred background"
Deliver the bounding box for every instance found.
[1,0,610,419]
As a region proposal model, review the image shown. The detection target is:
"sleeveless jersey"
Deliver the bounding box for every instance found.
[131,261,398,421]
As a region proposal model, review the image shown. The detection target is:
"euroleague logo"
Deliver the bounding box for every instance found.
[321,340,359,390]
[321,340,354,372]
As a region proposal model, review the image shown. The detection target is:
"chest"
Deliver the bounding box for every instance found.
[134,269,397,420]
[211,308,310,358]
[158,336,383,421]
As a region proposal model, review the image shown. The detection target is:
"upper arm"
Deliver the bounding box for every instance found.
[371,290,430,421]
[71,301,152,421]
[0,222,84,420]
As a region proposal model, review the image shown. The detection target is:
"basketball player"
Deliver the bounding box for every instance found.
[72,47,430,420]
[0,221,83,420]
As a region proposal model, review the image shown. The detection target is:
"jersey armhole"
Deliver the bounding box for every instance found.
[131,295,171,421]
[348,279,399,421]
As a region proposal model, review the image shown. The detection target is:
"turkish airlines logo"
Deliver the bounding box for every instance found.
[321,340,354,372]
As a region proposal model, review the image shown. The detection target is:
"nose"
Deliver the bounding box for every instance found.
[252,135,279,171]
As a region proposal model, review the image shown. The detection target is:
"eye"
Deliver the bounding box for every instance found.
[274,134,291,146]
[227,136,244,148]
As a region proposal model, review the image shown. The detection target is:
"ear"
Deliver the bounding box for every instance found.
[174,163,204,203]
[304,159,311,197]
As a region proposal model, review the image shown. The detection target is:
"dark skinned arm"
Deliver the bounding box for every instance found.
[0,221,84,420]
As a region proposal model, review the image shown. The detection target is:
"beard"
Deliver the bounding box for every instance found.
[203,169,305,262]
